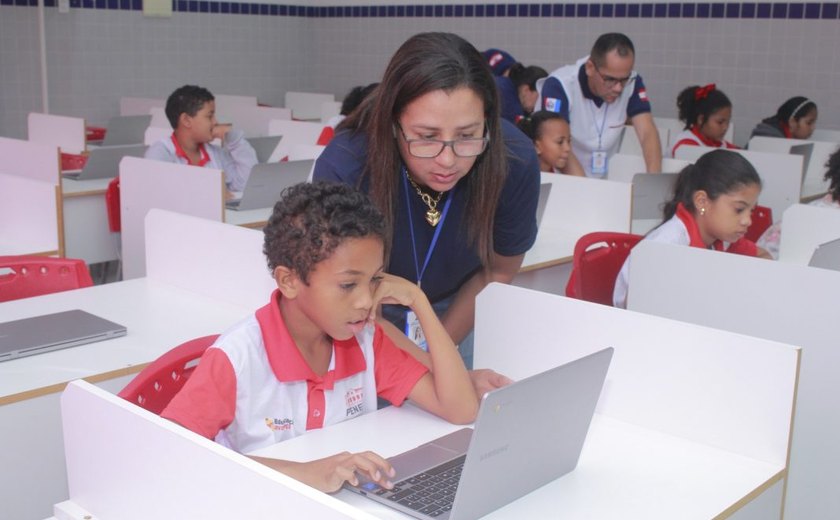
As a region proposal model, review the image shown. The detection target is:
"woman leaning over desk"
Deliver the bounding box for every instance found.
[313,32,541,370]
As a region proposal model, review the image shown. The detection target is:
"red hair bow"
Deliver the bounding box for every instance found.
[694,83,716,101]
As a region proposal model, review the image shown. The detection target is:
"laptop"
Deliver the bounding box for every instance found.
[245,135,283,163]
[346,347,613,520]
[790,143,814,188]
[226,159,313,211]
[62,144,147,180]
[809,237,840,271]
[101,115,153,146]
[0,309,127,363]
[536,182,552,228]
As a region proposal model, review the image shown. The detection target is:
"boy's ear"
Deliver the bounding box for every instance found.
[179,112,191,129]
[273,265,299,298]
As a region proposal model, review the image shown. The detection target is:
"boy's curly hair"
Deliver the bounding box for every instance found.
[263,182,387,283]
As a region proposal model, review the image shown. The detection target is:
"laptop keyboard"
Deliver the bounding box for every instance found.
[368,455,465,518]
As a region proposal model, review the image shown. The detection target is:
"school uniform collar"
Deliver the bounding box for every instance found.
[675,202,725,251]
[256,289,367,386]
[171,133,211,167]
[781,122,792,139]
[578,63,605,108]
[689,126,724,148]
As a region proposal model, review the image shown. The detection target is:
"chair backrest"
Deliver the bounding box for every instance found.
[565,232,643,306]
[105,177,121,233]
[745,205,773,243]
[118,334,219,415]
[0,255,94,302]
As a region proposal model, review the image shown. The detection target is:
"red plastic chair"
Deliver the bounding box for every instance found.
[745,205,773,242]
[0,256,94,303]
[118,334,219,415]
[105,177,121,233]
[565,232,643,306]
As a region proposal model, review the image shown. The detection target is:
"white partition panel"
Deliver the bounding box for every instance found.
[145,209,274,309]
[321,100,342,123]
[616,124,668,157]
[62,381,368,520]
[676,146,802,219]
[778,203,840,264]
[215,105,292,138]
[143,125,170,145]
[284,91,336,121]
[627,240,840,520]
[119,157,224,280]
[657,116,734,151]
[28,112,86,155]
[119,97,164,117]
[267,120,328,161]
[748,135,838,198]
[608,153,688,182]
[0,173,61,256]
[811,129,840,143]
[0,136,60,184]
[214,93,258,113]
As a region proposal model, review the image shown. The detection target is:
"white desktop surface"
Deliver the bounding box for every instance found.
[251,403,782,520]
[0,277,250,402]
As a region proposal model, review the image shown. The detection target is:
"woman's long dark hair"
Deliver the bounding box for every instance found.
[341,32,507,267]
[664,150,761,221]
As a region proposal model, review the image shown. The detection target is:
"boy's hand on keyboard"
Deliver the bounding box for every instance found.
[303,450,396,493]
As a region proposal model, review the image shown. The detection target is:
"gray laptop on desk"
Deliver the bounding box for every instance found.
[0,309,127,362]
[790,143,814,188]
[226,159,313,211]
[809,237,840,271]
[62,144,147,180]
[346,347,613,520]
[101,114,153,146]
[246,135,283,163]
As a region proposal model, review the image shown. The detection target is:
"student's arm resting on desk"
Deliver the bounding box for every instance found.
[213,127,258,192]
[631,112,663,173]
[372,274,479,424]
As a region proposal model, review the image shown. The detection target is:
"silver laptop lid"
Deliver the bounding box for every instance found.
[790,143,814,188]
[101,115,153,146]
[228,159,313,211]
[449,347,612,519]
[246,135,283,163]
[0,309,127,362]
[63,144,148,180]
[809,237,840,271]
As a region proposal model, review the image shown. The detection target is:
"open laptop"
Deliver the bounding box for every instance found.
[536,181,552,228]
[809,237,840,271]
[631,172,677,220]
[62,144,147,180]
[346,347,613,520]
[790,143,814,188]
[245,135,283,163]
[226,159,313,211]
[0,309,127,363]
[101,115,153,146]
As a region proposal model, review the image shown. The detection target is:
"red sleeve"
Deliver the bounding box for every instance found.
[160,347,237,440]
[371,325,429,406]
[727,237,758,256]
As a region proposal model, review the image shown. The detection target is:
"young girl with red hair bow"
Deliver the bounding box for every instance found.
[671,84,738,157]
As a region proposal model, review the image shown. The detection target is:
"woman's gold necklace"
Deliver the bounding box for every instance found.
[406,173,444,226]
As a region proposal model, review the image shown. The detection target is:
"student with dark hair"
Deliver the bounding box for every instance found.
[751,96,818,140]
[145,84,257,192]
[758,147,840,258]
[671,84,737,157]
[508,64,548,118]
[161,181,478,493]
[313,32,541,373]
[327,83,379,128]
[536,32,661,177]
[517,111,572,173]
[613,150,772,307]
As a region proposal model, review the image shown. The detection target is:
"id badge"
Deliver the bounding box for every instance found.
[591,151,608,178]
[404,310,429,352]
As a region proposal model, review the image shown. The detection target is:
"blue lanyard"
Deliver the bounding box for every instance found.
[401,167,454,288]
[588,101,609,151]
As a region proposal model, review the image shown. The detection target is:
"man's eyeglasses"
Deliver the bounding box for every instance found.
[396,125,489,158]
[593,64,636,89]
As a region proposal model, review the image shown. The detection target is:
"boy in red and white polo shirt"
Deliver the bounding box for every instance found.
[162,182,478,493]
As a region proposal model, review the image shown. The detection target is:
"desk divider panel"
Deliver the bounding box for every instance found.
[61,381,371,520]
[0,136,60,184]
[539,172,631,237]
[284,91,335,121]
[28,112,86,155]
[626,240,840,520]
[778,203,840,264]
[475,283,797,467]
[214,93,258,113]
[810,129,840,143]
[608,153,689,182]
[676,146,802,219]
[267,119,328,161]
[616,124,669,157]
[216,105,292,138]
[120,157,224,280]
[0,173,61,256]
[748,135,838,196]
[656,116,735,151]
[145,209,275,309]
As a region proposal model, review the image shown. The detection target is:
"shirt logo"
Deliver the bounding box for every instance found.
[345,387,364,417]
[638,88,649,102]
[265,417,294,431]
[545,97,562,113]
[488,52,503,67]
